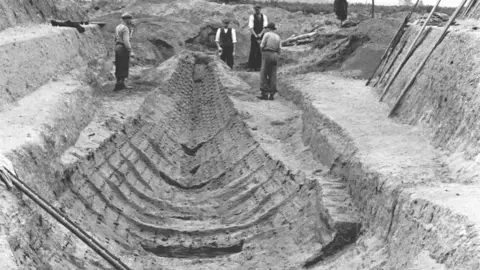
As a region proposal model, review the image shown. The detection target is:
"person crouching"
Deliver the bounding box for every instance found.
[215,18,237,69]
[258,23,281,101]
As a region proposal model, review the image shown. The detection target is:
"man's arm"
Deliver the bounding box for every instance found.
[259,14,268,36]
[248,15,257,37]
[215,28,222,50]
[122,26,133,53]
[232,29,237,55]
[260,33,268,50]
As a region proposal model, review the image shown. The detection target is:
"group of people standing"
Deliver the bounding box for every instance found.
[114,5,281,100]
[215,5,281,100]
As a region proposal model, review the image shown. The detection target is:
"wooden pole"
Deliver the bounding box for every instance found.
[365,0,420,86]
[462,0,475,17]
[388,0,469,117]
[0,169,132,270]
[379,0,442,102]
[466,0,478,18]
[374,37,409,88]
[372,0,375,18]
[462,0,472,17]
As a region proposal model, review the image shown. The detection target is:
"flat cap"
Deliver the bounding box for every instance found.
[221,18,231,24]
[121,13,133,19]
[254,4,262,9]
[265,22,276,30]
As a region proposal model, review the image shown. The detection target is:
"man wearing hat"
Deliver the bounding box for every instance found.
[258,22,281,100]
[215,18,237,69]
[114,13,135,91]
[247,4,268,71]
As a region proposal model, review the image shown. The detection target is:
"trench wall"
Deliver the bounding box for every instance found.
[0,24,113,269]
[280,80,480,269]
[374,25,480,161]
[0,25,107,111]
[4,87,109,269]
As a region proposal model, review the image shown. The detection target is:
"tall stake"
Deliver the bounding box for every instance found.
[388,0,469,117]
[379,0,442,102]
[365,0,420,86]
[465,0,478,18]
[372,0,375,18]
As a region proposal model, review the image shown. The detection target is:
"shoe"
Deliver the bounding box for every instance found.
[114,82,125,91]
[257,94,268,100]
[268,94,274,100]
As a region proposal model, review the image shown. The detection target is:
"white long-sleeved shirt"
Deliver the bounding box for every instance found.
[115,23,133,51]
[215,28,237,43]
[248,14,268,29]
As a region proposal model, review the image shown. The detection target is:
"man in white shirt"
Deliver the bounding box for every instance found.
[215,18,237,69]
[114,13,135,91]
[247,5,268,71]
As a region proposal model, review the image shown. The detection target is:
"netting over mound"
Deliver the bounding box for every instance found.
[52,52,331,269]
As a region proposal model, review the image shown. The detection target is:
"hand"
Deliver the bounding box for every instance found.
[218,47,223,52]
[130,52,135,58]
[233,51,236,56]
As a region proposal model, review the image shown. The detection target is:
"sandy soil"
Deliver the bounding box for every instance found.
[0,76,85,155]
[62,67,153,165]
[1,0,479,269]
[231,71,326,176]
[280,70,480,269]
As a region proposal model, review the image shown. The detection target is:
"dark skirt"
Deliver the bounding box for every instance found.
[334,0,348,21]
[115,43,130,80]
[247,34,262,69]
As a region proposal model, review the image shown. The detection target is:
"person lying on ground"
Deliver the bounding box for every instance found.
[51,20,86,33]
[215,18,237,69]
[258,22,281,101]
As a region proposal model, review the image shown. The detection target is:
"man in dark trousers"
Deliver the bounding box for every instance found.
[247,5,268,71]
[114,13,135,91]
[334,0,348,27]
[215,18,237,69]
[259,23,281,101]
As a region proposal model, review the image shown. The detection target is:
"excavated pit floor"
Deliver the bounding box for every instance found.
[39,52,361,269]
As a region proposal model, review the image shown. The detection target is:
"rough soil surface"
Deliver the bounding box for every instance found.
[0,0,86,31]
[280,71,480,269]
[3,52,357,269]
[0,25,106,111]
[0,76,86,155]
[87,0,346,67]
[1,0,480,269]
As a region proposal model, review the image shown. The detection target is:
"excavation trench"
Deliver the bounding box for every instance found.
[7,51,361,269]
